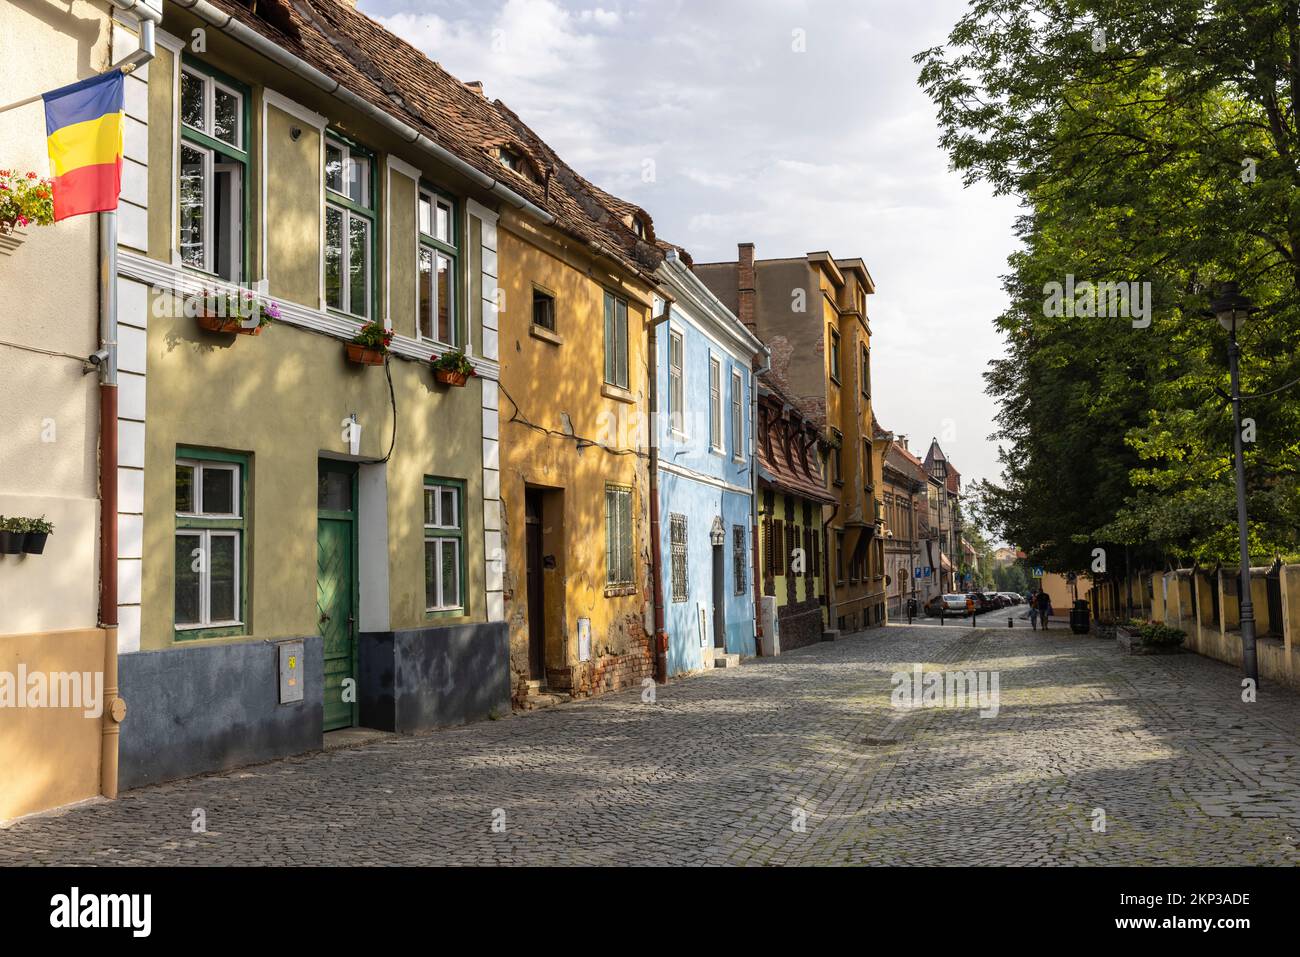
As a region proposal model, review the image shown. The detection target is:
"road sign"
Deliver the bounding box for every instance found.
[1031,566,1044,578]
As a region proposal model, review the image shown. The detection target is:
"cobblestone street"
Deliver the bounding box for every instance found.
[4,618,1300,866]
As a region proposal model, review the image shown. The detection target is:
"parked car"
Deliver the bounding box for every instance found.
[967,592,998,613]
[926,594,969,616]
[1001,592,1023,605]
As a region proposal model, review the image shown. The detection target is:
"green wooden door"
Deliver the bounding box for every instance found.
[317,461,357,732]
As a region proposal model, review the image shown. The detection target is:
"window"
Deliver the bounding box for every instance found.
[708,356,722,451]
[532,286,556,332]
[670,513,688,602]
[733,525,747,595]
[605,485,634,587]
[179,63,248,281]
[730,370,744,459]
[497,146,532,179]
[325,136,375,319]
[175,453,245,634]
[418,186,457,344]
[831,429,843,484]
[424,480,464,611]
[604,291,629,389]
[829,328,841,382]
[861,345,871,398]
[668,330,684,433]
[836,530,846,582]
[864,438,874,489]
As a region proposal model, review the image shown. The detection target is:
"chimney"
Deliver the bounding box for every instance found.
[464,80,485,97]
[737,242,756,333]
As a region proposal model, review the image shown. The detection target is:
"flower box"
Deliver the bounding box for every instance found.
[0,530,23,555]
[346,342,386,365]
[430,350,476,387]
[435,369,468,387]
[196,313,263,335]
[23,532,48,555]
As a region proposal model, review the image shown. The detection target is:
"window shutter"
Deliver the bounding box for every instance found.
[774,520,784,576]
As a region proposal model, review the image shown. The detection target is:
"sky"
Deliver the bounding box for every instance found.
[359,0,1022,494]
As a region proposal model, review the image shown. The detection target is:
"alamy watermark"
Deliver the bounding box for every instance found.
[0,666,103,718]
[890,664,1000,717]
[1043,274,1151,328]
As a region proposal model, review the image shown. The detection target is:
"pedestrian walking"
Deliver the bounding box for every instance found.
[1036,589,1052,631]
[1028,592,1039,630]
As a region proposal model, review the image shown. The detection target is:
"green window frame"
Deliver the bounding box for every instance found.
[605,483,634,587]
[603,290,629,389]
[174,447,248,639]
[178,58,251,283]
[418,184,460,346]
[829,327,842,383]
[424,477,466,615]
[325,131,378,320]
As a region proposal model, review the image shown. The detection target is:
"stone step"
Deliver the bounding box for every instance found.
[713,652,741,668]
[821,629,840,642]
[523,691,571,710]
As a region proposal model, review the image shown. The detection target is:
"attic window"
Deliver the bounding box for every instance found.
[631,217,647,239]
[497,146,537,182]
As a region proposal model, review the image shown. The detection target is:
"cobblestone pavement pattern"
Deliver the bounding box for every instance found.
[4,614,1299,865]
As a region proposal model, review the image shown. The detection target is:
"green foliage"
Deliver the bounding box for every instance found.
[919,1,1300,567]
[1125,618,1187,646]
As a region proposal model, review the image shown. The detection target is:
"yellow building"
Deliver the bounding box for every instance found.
[491,120,662,703]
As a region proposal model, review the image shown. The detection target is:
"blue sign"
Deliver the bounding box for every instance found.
[914,567,932,579]
[1031,566,1044,578]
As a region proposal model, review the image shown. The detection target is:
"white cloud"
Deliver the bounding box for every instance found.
[362,0,1020,491]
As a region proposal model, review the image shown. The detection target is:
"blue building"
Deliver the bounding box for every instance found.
[654,250,768,676]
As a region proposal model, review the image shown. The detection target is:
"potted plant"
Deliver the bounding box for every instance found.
[23,516,53,554]
[191,288,281,335]
[347,321,393,365]
[0,516,26,555]
[1117,618,1186,655]
[431,350,476,387]
[0,170,55,234]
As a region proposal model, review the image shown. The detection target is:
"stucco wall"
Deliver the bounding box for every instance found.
[139,292,486,651]
[0,627,107,821]
[0,0,111,638]
[496,221,652,695]
[266,105,321,307]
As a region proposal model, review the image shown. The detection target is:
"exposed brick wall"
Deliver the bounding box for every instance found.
[778,598,824,651]
[544,616,653,699]
[737,242,756,332]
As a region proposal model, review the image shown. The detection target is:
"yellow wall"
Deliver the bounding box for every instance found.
[140,291,487,650]
[0,628,108,822]
[496,215,652,692]
[266,105,320,306]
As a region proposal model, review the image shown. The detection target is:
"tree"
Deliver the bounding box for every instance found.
[918,0,1300,566]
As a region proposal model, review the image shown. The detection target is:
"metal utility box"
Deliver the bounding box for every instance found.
[278,640,306,704]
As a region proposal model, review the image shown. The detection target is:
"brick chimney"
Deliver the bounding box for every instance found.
[737,242,756,333]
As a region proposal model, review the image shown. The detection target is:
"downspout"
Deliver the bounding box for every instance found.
[750,353,770,649]
[99,4,159,802]
[647,296,674,683]
[172,0,556,227]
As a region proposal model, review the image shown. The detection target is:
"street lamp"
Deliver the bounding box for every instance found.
[1205,282,1260,685]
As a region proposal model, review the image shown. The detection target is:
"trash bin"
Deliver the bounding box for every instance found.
[1070,599,1090,635]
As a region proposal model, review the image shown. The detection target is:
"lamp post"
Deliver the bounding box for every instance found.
[1206,282,1260,685]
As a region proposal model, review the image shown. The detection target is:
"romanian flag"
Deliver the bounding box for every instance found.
[43,71,124,222]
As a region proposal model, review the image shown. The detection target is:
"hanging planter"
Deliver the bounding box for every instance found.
[347,321,393,366]
[0,170,55,235]
[190,288,281,336]
[23,516,53,555]
[431,350,476,388]
[0,517,25,555]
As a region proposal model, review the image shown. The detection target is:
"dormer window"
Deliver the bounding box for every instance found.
[631,217,647,239]
[497,146,539,183]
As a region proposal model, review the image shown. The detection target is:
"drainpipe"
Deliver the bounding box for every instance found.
[98,4,158,802]
[647,295,674,683]
[750,352,770,648]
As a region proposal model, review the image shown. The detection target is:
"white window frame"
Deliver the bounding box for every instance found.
[175,529,242,630]
[178,142,214,274]
[730,368,744,461]
[708,355,723,453]
[417,186,458,347]
[325,137,371,207]
[325,203,372,319]
[668,329,685,435]
[424,481,463,612]
[176,460,241,519]
[180,65,244,151]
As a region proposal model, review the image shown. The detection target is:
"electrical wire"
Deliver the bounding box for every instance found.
[497,380,645,458]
